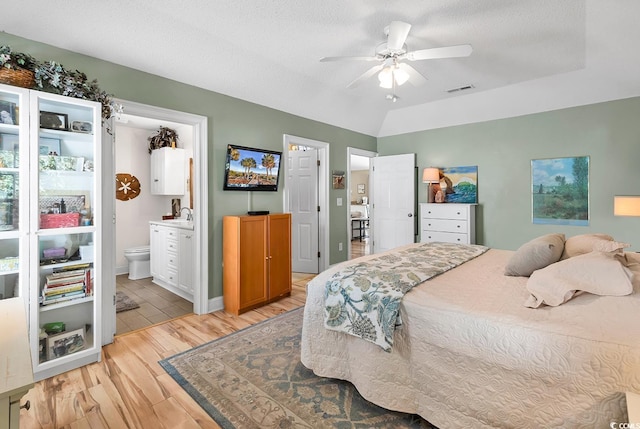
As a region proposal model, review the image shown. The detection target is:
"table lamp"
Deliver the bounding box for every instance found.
[614,196,640,216]
[422,168,440,203]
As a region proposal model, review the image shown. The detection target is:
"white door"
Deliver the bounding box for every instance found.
[101,119,116,345]
[372,154,416,253]
[288,149,319,273]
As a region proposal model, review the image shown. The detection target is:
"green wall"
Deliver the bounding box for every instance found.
[1,33,377,299]
[378,97,640,250]
[7,31,640,299]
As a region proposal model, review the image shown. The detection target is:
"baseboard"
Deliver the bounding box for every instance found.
[208,296,224,313]
[115,265,128,276]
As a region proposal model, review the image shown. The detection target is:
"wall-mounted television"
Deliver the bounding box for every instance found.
[223,144,283,191]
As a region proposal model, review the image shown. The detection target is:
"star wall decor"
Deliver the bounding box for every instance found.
[115,173,141,201]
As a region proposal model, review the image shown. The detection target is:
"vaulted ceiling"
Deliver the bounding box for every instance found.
[2,1,639,137]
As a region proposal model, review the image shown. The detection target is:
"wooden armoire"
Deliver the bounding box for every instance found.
[222,213,292,315]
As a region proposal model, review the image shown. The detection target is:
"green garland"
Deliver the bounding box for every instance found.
[0,45,117,120]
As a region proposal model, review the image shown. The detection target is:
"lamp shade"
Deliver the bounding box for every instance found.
[394,67,410,86]
[614,196,640,216]
[378,65,410,89]
[422,167,440,183]
[378,67,393,89]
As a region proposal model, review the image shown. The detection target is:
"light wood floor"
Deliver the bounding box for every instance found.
[351,236,371,259]
[20,273,314,429]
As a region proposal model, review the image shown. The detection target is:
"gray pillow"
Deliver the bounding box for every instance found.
[505,233,566,277]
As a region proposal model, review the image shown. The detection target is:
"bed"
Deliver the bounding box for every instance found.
[300,240,640,428]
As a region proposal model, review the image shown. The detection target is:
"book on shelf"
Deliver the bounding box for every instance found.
[43,282,85,296]
[84,267,93,296]
[41,262,93,305]
[41,290,86,306]
[49,268,88,278]
[46,274,86,286]
[53,263,91,273]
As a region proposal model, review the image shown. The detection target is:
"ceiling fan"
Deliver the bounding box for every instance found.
[321,21,472,92]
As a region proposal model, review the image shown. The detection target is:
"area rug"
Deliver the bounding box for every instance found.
[115,291,140,313]
[159,307,436,428]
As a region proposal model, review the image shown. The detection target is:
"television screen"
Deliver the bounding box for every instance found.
[223,144,283,191]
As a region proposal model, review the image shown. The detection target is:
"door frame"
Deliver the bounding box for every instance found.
[347,147,377,258]
[102,100,208,344]
[282,134,329,273]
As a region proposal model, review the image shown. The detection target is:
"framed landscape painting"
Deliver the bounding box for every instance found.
[531,156,589,226]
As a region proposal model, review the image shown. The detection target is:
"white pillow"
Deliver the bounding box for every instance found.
[524,251,634,308]
[561,233,628,259]
[504,233,565,277]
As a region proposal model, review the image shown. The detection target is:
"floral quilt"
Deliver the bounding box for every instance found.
[323,242,488,351]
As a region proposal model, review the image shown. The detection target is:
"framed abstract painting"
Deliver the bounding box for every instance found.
[439,165,478,203]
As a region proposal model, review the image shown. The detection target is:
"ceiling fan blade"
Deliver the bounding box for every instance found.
[320,56,379,62]
[347,64,383,89]
[406,44,473,61]
[387,21,411,51]
[398,63,427,87]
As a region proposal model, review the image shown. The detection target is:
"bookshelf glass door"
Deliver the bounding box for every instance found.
[0,86,27,301]
[29,91,101,379]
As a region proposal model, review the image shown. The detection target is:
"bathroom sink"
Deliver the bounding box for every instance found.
[157,219,194,229]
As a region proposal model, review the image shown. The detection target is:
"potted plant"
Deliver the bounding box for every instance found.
[0,46,37,88]
[148,126,179,153]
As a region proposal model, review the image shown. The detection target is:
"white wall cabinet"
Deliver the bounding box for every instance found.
[149,222,193,301]
[420,203,476,244]
[150,147,185,195]
[0,83,102,381]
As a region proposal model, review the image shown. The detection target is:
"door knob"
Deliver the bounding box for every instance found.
[408,213,413,217]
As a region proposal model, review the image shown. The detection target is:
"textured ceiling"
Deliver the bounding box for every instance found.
[1,1,639,137]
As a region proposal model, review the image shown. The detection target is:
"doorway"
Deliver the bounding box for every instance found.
[101,100,208,344]
[283,134,330,274]
[347,147,377,260]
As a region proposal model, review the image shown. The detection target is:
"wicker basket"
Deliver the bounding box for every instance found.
[0,68,35,88]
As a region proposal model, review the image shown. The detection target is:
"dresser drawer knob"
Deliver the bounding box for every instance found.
[457,225,461,228]
[456,212,461,215]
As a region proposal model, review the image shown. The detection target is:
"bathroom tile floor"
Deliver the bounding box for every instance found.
[116,272,317,336]
[116,275,192,335]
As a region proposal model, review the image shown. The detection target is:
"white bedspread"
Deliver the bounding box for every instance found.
[300,245,640,428]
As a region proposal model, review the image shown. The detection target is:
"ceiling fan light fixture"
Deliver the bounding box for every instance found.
[378,65,409,89]
[394,67,409,86]
[378,67,393,88]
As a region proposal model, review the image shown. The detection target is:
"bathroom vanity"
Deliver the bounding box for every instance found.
[149,220,194,302]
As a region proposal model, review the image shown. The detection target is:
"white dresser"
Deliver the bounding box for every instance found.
[420,203,476,244]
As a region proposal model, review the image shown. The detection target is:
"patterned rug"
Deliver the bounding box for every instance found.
[115,291,140,313]
[159,307,437,428]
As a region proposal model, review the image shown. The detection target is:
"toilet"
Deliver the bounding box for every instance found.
[124,245,151,280]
